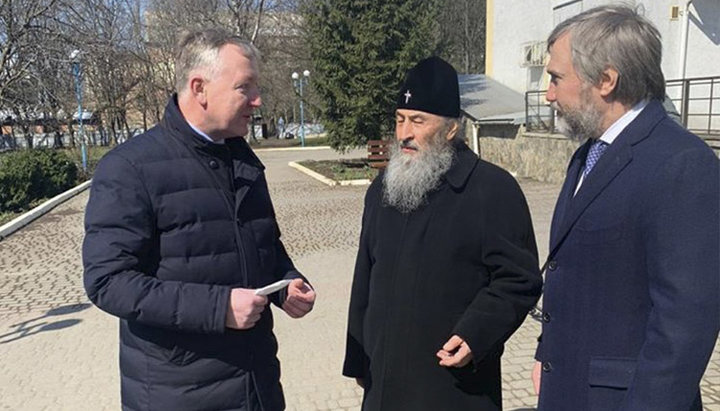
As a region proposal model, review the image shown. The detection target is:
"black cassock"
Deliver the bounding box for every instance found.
[343,141,542,410]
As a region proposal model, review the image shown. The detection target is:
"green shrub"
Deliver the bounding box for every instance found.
[0,149,78,212]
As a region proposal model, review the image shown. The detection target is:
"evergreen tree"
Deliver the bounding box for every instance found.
[303,0,439,151]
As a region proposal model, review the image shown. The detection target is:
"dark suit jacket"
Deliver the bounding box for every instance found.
[535,100,719,411]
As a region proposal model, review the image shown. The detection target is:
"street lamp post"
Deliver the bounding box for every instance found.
[70,50,87,173]
[291,70,310,147]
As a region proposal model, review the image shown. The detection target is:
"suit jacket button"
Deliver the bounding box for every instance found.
[542,362,553,372]
[208,160,219,169]
[547,260,558,271]
[542,312,551,323]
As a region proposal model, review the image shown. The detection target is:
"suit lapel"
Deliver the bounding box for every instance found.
[550,144,632,252]
[548,100,666,257]
[550,142,588,247]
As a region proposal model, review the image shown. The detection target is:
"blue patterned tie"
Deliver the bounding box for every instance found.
[581,140,609,181]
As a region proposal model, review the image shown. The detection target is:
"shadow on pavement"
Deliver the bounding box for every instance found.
[0,303,91,344]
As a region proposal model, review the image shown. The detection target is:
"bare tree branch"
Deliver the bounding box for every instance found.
[251,0,265,44]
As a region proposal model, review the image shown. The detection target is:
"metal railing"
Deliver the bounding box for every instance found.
[525,90,555,133]
[525,75,720,136]
[666,76,720,137]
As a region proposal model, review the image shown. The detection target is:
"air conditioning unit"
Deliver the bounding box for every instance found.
[670,5,680,20]
[522,42,547,67]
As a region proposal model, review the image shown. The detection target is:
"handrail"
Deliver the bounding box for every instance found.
[525,75,720,136]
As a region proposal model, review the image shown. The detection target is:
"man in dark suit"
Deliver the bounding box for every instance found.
[531,5,719,411]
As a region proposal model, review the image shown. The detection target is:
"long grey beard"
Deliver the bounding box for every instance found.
[382,138,454,213]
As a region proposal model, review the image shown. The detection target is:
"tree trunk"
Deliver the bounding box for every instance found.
[68,123,76,148]
[250,0,265,44]
[122,110,132,143]
[53,130,64,148]
[463,0,470,73]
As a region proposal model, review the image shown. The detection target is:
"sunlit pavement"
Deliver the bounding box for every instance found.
[1,147,718,410]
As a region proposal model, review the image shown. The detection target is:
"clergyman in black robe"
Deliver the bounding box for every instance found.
[343,56,543,411]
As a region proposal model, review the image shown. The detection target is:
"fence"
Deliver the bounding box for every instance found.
[525,75,720,136]
[525,90,555,133]
[666,76,720,137]
[0,128,142,152]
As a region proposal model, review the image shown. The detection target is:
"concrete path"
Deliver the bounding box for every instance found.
[0,147,718,410]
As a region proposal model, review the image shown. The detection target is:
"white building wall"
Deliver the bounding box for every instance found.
[641,0,720,80]
[488,0,553,94]
[489,0,720,94]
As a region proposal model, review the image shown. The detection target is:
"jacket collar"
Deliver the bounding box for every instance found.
[443,138,478,190]
[160,94,264,170]
[161,94,214,149]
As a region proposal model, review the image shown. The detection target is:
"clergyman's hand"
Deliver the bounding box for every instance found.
[282,278,316,318]
[436,335,473,368]
[226,288,267,329]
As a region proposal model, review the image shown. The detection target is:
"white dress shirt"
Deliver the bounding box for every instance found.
[188,122,225,145]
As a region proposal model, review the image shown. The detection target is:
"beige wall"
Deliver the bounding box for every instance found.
[478,128,579,184]
[478,127,718,184]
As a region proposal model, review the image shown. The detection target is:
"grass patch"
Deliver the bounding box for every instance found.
[0,198,44,226]
[0,211,17,226]
[63,146,113,180]
[298,158,378,182]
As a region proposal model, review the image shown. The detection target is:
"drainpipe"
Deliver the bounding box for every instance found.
[472,122,480,156]
[678,0,693,80]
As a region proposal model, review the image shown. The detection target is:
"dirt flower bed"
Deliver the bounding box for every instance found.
[298,159,379,182]
[250,136,329,149]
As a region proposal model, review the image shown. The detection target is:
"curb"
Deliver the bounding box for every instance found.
[0,180,92,241]
[254,146,331,152]
[288,162,371,187]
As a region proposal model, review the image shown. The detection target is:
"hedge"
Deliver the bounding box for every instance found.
[0,149,78,212]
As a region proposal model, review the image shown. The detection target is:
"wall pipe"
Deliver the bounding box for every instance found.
[678,0,694,80]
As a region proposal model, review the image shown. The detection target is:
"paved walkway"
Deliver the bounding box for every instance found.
[0,147,718,410]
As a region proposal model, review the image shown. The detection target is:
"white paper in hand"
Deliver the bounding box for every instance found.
[254,279,293,296]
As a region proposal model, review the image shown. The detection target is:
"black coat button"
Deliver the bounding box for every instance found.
[542,362,553,372]
[208,160,219,169]
[547,260,558,271]
[542,313,551,323]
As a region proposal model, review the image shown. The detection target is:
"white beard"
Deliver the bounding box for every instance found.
[382,136,454,213]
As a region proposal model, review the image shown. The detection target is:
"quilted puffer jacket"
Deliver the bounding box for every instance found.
[83,96,302,411]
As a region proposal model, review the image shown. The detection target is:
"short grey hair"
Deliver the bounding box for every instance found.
[547,5,665,105]
[175,28,259,94]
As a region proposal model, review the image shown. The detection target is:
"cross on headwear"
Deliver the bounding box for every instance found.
[396,57,460,117]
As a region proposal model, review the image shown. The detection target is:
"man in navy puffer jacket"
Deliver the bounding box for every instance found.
[82,28,316,411]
